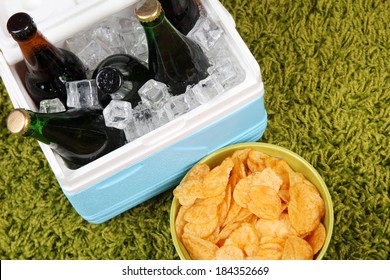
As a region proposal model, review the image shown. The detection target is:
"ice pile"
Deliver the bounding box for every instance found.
[40,8,246,143]
[65,16,148,75]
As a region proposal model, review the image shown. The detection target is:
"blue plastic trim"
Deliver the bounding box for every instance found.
[63,93,267,223]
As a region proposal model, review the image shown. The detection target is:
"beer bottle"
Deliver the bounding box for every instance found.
[93,54,153,107]
[7,12,87,108]
[6,108,127,169]
[135,0,210,96]
[159,0,200,35]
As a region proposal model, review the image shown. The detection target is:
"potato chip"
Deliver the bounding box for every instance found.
[201,157,234,198]
[184,203,218,224]
[218,222,241,241]
[232,148,251,163]
[217,202,229,226]
[183,216,219,238]
[248,185,283,219]
[305,222,326,255]
[273,160,293,186]
[289,182,325,235]
[184,163,210,182]
[282,236,313,260]
[206,226,221,244]
[217,184,232,226]
[278,188,290,203]
[222,200,242,227]
[255,213,297,239]
[175,205,188,240]
[289,171,305,187]
[173,179,203,207]
[229,157,247,188]
[243,243,259,257]
[253,167,283,192]
[231,208,254,223]
[224,223,259,250]
[259,236,286,246]
[247,150,269,173]
[194,191,226,207]
[215,245,245,260]
[245,214,259,225]
[256,242,284,260]
[264,156,280,169]
[182,233,219,260]
[232,175,253,208]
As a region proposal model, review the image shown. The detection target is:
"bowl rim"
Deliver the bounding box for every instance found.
[170,142,334,260]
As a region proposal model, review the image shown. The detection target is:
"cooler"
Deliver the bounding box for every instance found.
[0,0,267,223]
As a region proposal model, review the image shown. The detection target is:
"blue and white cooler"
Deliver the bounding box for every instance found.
[0,0,267,223]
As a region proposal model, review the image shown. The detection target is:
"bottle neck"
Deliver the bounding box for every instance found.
[23,110,50,143]
[16,31,64,73]
[159,0,200,34]
[140,11,166,29]
[141,12,185,45]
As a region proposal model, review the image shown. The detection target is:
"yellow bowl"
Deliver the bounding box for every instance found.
[170,142,334,260]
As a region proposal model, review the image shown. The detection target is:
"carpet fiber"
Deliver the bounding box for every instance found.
[0,0,389,260]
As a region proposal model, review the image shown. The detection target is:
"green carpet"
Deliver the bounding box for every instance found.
[0,0,389,260]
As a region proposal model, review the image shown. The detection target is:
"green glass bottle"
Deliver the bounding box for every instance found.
[92,54,153,107]
[159,0,200,35]
[6,108,127,169]
[7,12,87,108]
[135,0,210,96]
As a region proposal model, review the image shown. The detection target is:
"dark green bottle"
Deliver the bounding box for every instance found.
[92,54,153,107]
[7,12,87,108]
[159,0,200,35]
[6,108,127,169]
[135,0,210,96]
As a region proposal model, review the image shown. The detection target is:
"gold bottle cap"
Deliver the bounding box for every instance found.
[6,109,30,136]
[134,0,163,23]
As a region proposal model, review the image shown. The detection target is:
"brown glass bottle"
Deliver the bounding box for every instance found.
[135,0,210,96]
[6,108,127,169]
[159,0,200,35]
[7,12,87,108]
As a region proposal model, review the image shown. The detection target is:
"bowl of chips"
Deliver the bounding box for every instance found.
[170,142,333,260]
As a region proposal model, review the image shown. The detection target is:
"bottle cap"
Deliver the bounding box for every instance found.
[95,67,124,94]
[7,12,38,41]
[7,109,31,136]
[134,0,163,23]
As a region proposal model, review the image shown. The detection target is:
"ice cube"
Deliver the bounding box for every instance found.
[65,32,90,54]
[189,75,224,104]
[132,104,154,137]
[183,88,202,110]
[188,16,224,51]
[123,119,138,142]
[77,40,111,73]
[117,16,148,63]
[164,94,191,118]
[138,79,171,110]
[39,98,66,113]
[205,38,246,90]
[93,19,127,55]
[151,107,174,129]
[209,57,246,90]
[66,79,102,109]
[103,100,133,130]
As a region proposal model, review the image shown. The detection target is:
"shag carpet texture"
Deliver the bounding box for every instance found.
[0,0,389,259]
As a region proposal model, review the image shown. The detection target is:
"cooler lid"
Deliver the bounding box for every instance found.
[0,0,137,65]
